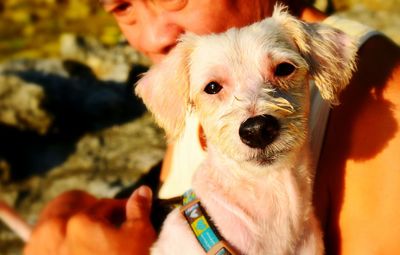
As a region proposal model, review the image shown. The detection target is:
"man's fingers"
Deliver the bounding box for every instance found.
[125,186,153,221]
[65,213,117,255]
[24,218,67,255]
[24,191,97,255]
[38,190,97,223]
[66,208,156,255]
[83,198,127,227]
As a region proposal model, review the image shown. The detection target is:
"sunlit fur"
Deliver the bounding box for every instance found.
[136,5,357,255]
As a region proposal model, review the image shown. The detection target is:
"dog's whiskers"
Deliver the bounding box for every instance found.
[234,95,245,102]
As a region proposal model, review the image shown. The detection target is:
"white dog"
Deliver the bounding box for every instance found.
[136,6,357,255]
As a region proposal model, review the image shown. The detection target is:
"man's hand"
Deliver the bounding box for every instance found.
[24,186,157,255]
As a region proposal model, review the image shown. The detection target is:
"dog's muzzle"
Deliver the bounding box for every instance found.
[239,115,280,149]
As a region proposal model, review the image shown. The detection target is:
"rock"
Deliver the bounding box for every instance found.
[0,75,52,134]
[1,112,165,221]
[59,33,151,82]
[0,56,159,178]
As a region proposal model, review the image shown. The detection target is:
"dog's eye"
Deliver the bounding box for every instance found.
[204,81,223,94]
[274,62,296,77]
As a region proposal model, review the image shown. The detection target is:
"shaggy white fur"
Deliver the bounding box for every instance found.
[136,5,357,255]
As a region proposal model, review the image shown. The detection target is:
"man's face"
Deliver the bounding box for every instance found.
[101,0,276,63]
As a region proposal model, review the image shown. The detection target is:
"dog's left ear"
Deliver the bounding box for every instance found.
[135,35,196,141]
[273,6,357,105]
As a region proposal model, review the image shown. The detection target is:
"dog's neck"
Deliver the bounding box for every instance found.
[190,142,313,253]
[191,141,313,220]
[202,142,309,179]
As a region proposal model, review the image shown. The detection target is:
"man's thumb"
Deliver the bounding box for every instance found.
[126,186,153,221]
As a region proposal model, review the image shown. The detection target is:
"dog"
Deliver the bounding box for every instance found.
[135,5,357,255]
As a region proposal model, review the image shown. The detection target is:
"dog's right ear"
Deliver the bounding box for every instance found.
[135,36,196,141]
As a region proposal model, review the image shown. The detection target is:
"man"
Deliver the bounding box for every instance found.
[25,0,400,254]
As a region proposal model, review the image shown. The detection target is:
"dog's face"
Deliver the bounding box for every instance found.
[188,28,310,163]
[136,6,357,164]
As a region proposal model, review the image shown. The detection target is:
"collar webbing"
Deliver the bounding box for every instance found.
[181,189,237,255]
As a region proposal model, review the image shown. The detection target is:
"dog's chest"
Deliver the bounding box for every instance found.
[195,168,306,254]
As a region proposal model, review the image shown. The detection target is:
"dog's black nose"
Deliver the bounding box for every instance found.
[239,115,280,149]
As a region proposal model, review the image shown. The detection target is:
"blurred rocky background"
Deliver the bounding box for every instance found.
[0,1,164,254]
[0,0,399,254]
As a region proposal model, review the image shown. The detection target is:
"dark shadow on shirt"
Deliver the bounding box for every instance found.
[315,35,400,254]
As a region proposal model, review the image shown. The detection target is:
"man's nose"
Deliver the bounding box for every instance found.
[139,17,184,62]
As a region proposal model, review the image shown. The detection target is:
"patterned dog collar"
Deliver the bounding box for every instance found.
[181,189,237,255]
